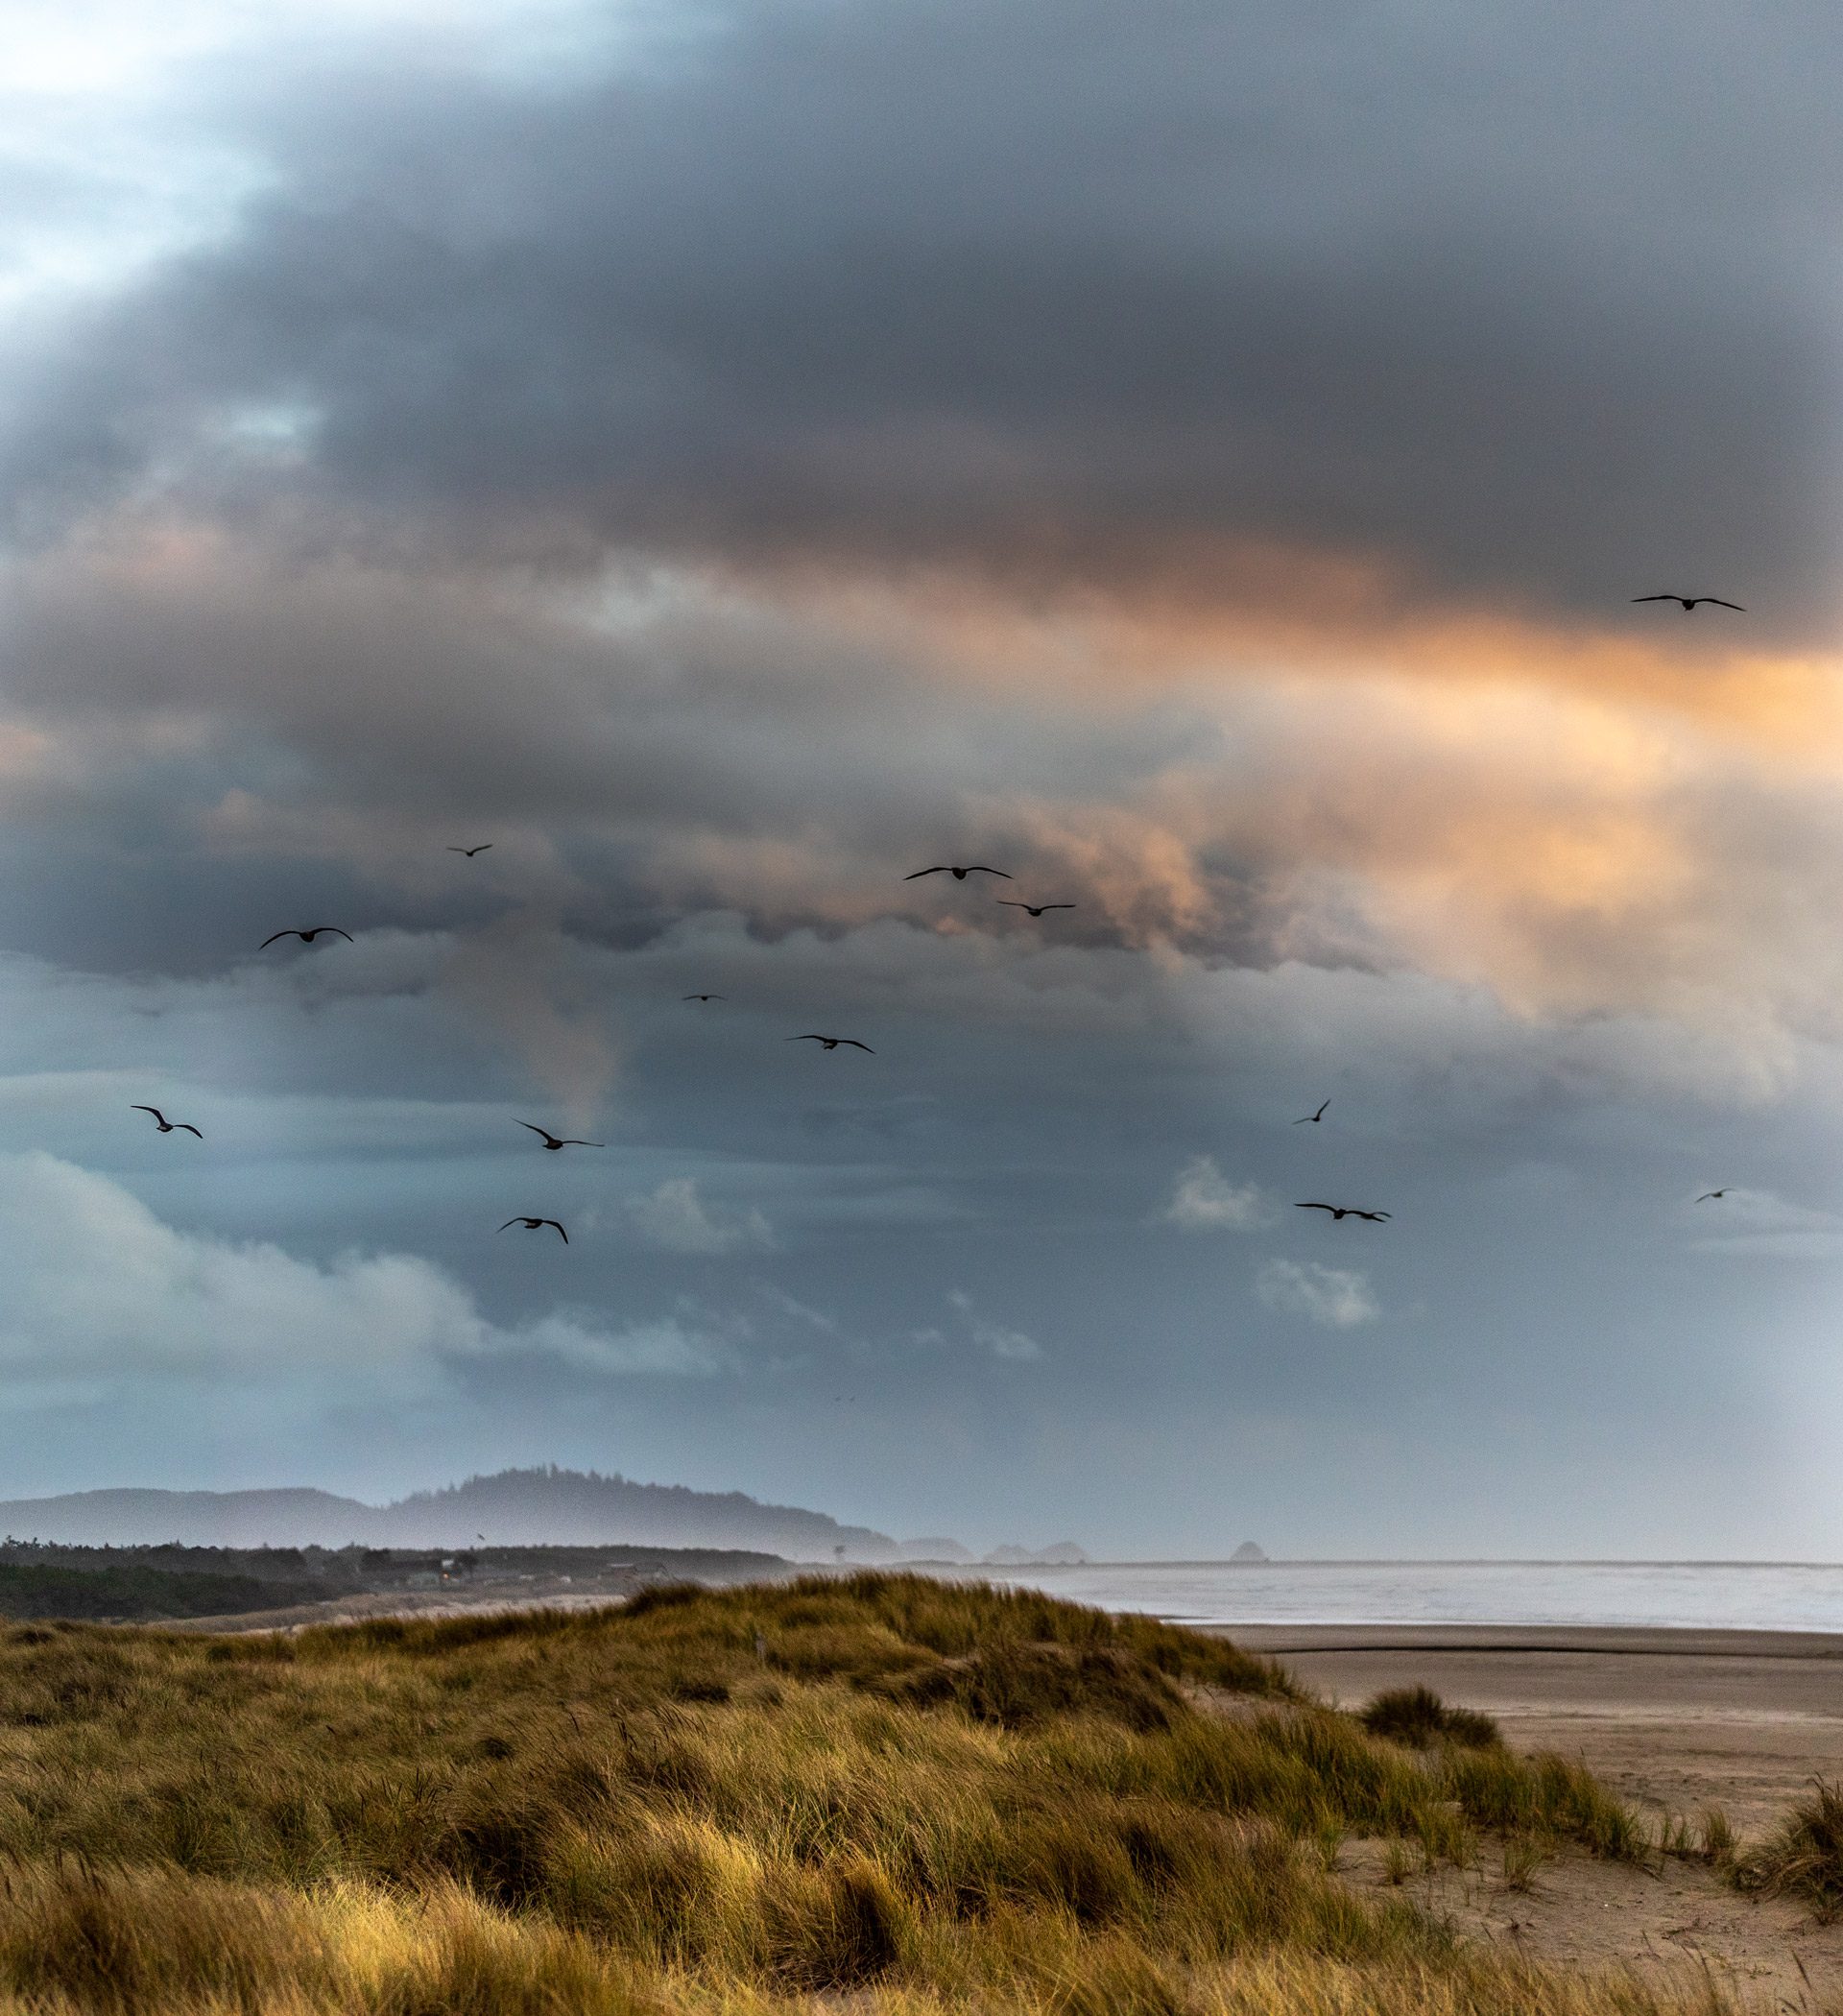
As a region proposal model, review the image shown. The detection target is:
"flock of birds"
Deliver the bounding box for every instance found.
[126,593,1749,1249]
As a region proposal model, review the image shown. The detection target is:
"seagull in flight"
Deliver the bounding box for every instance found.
[905,864,1011,881]
[499,1217,568,1242]
[447,844,492,856]
[1295,1202,1390,1222]
[1631,595,1744,612]
[517,1122,603,1150]
[682,993,726,1002]
[131,1106,202,1138]
[1294,1100,1330,1125]
[259,926,353,948]
[997,900,1075,918]
[788,1035,874,1052]
[1695,1188,1731,1203]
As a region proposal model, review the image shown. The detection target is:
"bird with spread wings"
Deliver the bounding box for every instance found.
[132,1106,203,1138]
[518,1122,603,1150]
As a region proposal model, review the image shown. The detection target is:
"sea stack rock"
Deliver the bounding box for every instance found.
[1230,1541,1268,1564]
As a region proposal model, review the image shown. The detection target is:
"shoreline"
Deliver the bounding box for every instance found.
[1222,1620,1843,1657]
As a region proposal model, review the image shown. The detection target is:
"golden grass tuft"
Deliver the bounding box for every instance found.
[1738,1776,1843,1920]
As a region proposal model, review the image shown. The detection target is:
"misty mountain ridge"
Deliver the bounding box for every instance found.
[0,1468,918,1560]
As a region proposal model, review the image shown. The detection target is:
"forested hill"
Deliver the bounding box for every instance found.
[388,1468,901,1555]
[0,1468,904,1559]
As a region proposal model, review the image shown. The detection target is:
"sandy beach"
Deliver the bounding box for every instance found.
[1224,1621,1843,1835]
[1220,1622,1843,2003]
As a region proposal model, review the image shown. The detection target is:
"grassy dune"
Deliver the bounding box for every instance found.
[0,1572,1725,2013]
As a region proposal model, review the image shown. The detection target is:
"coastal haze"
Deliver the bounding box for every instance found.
[5,0,1843,1566]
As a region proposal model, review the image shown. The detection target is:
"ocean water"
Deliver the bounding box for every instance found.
[959,1560,1843,1634]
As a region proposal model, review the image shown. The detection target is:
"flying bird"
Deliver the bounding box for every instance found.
[499,1217,568,1242]
[1295,1202,1390,1222]
[1630,595,1744,612]
[1294,1100,1330,1125]
[259,926,353,948]
[682,993,726,1002]
[517,1122,603,1150]
[997,900,1075,918]
[788,1035,874,1052]
[904,864,1011,881]
[131,1106,202,1138]
[1695,1189,1731,1203]
[447,844,492,856]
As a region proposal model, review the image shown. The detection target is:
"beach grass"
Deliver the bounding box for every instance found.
[1740,1775,1843,1920]
[1358,1683,1502,1751]
[0,1572,1732,2012]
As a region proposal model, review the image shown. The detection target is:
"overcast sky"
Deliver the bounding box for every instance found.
[3,0,1842,1556]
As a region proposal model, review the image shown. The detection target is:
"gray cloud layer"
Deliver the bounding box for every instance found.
[7,0,1842,626]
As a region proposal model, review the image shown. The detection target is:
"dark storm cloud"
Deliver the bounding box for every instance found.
[6,0,1842,626]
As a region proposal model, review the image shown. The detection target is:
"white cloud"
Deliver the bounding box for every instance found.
[514,1310,733,1377]
[628,1176,774,1255]
[1256,1258,1379,1329]
[947,1288,1043,1361]
[756,1284,840,1333]
[0,1151,730,1406]
[1161,1155,1274,1232]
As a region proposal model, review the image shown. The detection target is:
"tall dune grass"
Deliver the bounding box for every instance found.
[1739,1775,1843,1919]
[0,1573,1721,2011]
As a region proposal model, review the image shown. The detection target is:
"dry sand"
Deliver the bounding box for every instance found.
[1217,1622,1843,2006]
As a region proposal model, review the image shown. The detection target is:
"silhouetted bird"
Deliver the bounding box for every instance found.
[788,1035,874,1052]
[1631,595,1744,612]
[517,1122,603,1149]
[905,864,1011,881]
[447,843,492,856]
[1696,1189,1731,1203]
[682,993,726,1001]
[131,1105,202,1138]
[1295,1202,1390,1222]
[499,1217,568,1242]
[259,926,352,948]
[1294,1100,1330,1125]
[997,900,1075,918]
